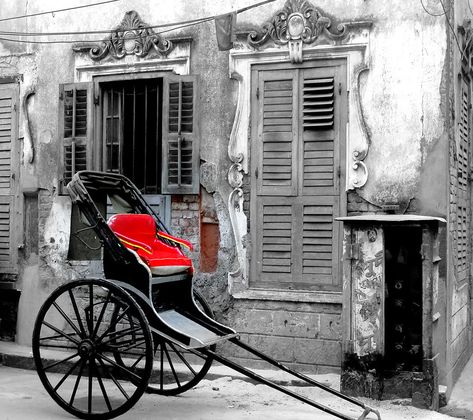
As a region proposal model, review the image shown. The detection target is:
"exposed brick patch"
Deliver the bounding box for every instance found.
[347,191,381,214]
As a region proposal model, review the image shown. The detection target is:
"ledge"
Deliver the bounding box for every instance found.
[337,215,447,223]
[233,289,343,304]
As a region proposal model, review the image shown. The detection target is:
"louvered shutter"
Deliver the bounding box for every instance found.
[0,83,19,272]
[59,83,93,189]
[162,75,199,194]
[300,66,342,286]
[251,63,345,291]
[256,70,298,197]
[456,76,471,284]
[252,70,298,283]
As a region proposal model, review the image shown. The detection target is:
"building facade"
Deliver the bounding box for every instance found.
[0,0,472,408]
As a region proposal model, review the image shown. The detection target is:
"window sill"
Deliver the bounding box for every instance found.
[232,289,343,304]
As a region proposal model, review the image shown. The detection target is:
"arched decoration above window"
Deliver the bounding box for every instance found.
[74,10,174,61]
[247,0,347,63]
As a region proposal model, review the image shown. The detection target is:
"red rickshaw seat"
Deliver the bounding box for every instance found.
[107,214,193,276]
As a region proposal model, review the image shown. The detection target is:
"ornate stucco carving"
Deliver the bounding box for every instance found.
[80,11,174,61]
[227,72,248,293]
[248,0,347,63]
[22,85,36,164]
[351,65,370,189]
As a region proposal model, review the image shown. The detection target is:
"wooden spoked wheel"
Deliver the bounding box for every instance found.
[32,279,153,420]
[114,289,215,395]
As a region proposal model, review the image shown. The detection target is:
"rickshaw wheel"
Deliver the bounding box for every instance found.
[32,278,153,420]
[146,289,215,395]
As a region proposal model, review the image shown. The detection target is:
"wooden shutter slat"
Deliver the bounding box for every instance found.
[261,203,293,276]
[303,76,334,132]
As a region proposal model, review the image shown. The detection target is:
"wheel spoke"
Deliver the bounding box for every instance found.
[87,284,94,336]
[92,291,111,339]
[42,321,80,345]
[44,352,79,372]
[54,357,82,391]
[69,289,86,337]
[88,357,93,415]
[94,358,112,412]
[168,341,197,376]
[163,343,181,388]
[131,353,145,370]
[40,332,81,342]
[95,354,130,400]
[116,338,146,353]
[160,344,164,391]
[40,343,77,350]
[110,350,148,358]
[98,352,143,382]
[52,302,83,338]
[96,304,130,342]
[100,325,142,346]
[70,358,86,406]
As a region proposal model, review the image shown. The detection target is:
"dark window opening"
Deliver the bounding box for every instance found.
[102,79,163,194]
[384,226,423,372]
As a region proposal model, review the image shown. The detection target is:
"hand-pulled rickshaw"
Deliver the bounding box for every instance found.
[32,171,381,420]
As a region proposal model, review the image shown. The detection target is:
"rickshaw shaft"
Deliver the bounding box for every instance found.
[199,347,359,420]
[230,337,367,408]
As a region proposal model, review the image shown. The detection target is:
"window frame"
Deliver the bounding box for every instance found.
[91,71,200,194]
[249,59,347,292]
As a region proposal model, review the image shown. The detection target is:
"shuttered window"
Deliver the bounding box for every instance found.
[162,75,199,194]
[456,76,471,284]
[60,75,200,195]
[251,62,346,291]
[0,83,19,272]
[59,82,93,188]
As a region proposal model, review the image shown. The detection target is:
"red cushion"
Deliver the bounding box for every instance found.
[108,214,193,275]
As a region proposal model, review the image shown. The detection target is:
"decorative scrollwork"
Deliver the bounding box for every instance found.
[351,65,371,189]
[22,85,36,164]
[227,71,248,292]
[87,10,173,61]
[248,0,346,62]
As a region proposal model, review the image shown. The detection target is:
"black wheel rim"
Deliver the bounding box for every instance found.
[146,289,215,395]
[32,279,153,420]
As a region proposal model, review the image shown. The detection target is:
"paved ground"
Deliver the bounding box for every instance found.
[0,365,463,420]
[439,354,473,419]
